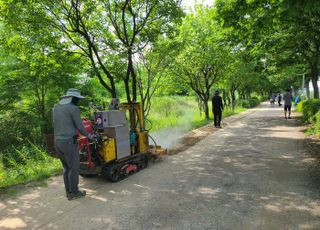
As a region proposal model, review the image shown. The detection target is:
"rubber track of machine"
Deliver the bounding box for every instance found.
[102,163,122,182]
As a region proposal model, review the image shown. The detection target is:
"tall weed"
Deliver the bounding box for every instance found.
[147,96,247,131]
[147,96,203,131]
[0,143,61,188]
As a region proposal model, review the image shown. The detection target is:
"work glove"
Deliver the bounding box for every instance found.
[88,134,97,141]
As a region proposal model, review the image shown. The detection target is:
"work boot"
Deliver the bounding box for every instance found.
[67,190,86,200]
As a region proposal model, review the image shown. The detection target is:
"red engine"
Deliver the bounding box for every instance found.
[77,119,95,169]
[77,119,94,144]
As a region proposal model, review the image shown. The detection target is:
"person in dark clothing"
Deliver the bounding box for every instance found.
[277,93,282,106]
[53,88,94,200]
[283,88,293,119]
[212,90,224,128]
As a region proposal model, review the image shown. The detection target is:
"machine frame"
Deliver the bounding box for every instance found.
[77,101,166,182]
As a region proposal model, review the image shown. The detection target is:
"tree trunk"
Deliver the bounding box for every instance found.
[204,100,209,120]
[221,90,228,110]
[35,83,48,137]
[246,89,251,99]
[231,90,236,112]
[124,78,131,103]
[230,81,237,111]
[227,96,231,110]
[311,63,319,98]
[305,79,310,99]
[128,49,137,102]
[40,92,47,135]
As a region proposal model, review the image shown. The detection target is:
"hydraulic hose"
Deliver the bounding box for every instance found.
[148,134,157,155]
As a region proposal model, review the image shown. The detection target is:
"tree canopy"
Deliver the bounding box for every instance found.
[0,0,317,148]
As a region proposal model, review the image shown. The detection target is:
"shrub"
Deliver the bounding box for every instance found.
[314,111,320,134]
[296,101,303,112]
[248,98,261,108]
[0,111,41,153]
[238,98,261,109]
[238,100,250,108]
[300,99,320,123]
[0,159,5,184]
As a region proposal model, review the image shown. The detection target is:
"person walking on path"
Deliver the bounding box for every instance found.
[270,94,275,105]
[283,88,293,119]
[53,88,94,200]
[277,93,282,106]
[212,90,224,128]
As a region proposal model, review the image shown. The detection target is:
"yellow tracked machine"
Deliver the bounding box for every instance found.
[77,101,166,182]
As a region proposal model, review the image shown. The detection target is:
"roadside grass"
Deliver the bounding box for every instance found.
[295,100,320,136]
[0,142,61,189]
[4,188,18,197]
[147,96,247,132]
[0,180,49,199]
[0,95,252,190]
[222,107,246,118]
[147,96,201,131]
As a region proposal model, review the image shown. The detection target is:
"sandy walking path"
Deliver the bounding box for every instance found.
[1,102,320,229]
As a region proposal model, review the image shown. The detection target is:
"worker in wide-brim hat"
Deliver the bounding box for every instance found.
[53,88,94,200]
[59,88,86,104]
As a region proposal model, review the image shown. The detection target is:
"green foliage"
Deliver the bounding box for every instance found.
[268,65,305,92]
[0,142,61,188]
[147,95,249,131]
[223,107,246,118]
[300,99,320,123]
[0,111,40,152]
[296,101,303,112]
[216,0,320,98]
[314,111,320,135]
[171,6,231,119]
[147,96,199,131]
[238,98,261,109]
[0,159,5,184]
[30,0,184,101]
[297,99,320,136]
[0,4,86,136]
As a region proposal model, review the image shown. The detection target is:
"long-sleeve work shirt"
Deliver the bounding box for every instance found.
[53,102,91,141]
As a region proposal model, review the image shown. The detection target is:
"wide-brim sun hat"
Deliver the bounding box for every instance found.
[61,88,85,99]
[60,88,85,104]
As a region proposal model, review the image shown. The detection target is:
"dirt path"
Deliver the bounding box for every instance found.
[1,103,320,229]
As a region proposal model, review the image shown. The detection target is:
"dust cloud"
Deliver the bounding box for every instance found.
[148,104,200,148]
[149,126,189,148]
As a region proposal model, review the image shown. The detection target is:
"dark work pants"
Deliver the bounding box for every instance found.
[55,138,80,193]
[213,111,222,127]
